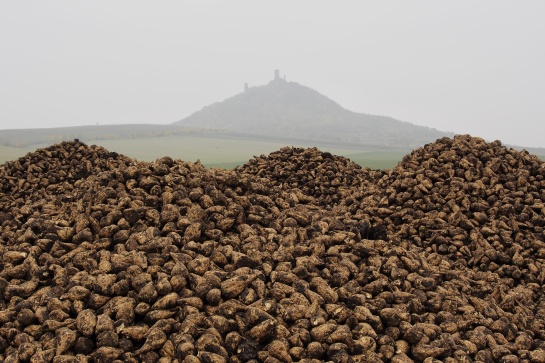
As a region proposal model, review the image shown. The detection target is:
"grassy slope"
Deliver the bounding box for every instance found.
[344,151,407,170]
[0,124,188,148]
[0,145,42,164]
[91,135,391,168]
[2,135,543,170]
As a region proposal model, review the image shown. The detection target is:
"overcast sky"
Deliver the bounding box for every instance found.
[1,1,544,147]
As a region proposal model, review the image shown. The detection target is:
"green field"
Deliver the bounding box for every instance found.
[92,135,406,169]
[343,151,407,170]
[0,135,408,169]
[2,134,543,171]
[0,144,40,164]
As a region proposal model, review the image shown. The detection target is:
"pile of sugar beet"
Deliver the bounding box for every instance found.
[1,135,545,363]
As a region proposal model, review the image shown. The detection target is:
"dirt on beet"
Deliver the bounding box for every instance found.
[1,135,545,363]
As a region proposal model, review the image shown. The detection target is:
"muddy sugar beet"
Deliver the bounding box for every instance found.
[1,136,545,362]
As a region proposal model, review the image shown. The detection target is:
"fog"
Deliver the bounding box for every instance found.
[1,1,544,147]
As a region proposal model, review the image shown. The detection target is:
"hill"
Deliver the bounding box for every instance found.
[2,73,544,166]
[173,74,454,148]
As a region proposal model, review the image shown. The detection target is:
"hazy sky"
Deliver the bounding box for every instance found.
[1,1,544,147]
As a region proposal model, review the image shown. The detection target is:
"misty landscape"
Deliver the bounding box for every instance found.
[1,72,543,168]
[2,2,545,363]
[0,72,458,168]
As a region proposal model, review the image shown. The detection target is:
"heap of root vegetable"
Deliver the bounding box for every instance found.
[1,135,545,363]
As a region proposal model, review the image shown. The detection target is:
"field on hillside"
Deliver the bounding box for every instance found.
[0,135,407,169]
[92,136,406,169]
[0,144,38,164]
[343,151,408,170]
[2,135,543,170]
